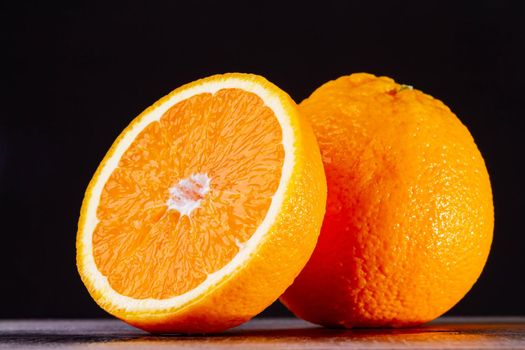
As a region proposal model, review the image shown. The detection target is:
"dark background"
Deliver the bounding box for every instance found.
[1,1,524,318]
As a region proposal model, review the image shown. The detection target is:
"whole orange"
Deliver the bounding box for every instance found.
[280,73,493,328]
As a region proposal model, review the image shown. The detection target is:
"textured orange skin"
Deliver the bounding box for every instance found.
[280,73,493,328]
[77,74,327,333]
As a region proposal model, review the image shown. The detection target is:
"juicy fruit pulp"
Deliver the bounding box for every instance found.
[280,73,493,328]
[77,73,327,333]
[94,89,284,299]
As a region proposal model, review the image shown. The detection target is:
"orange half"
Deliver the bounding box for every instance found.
[76,73,327,333]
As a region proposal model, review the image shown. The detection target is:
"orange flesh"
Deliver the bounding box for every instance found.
[93,88,284,299]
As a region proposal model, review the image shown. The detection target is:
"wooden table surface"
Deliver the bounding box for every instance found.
[1,317,524,349]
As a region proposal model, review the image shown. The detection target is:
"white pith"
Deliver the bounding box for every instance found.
[79,76,295,313]
[166,173,211,216]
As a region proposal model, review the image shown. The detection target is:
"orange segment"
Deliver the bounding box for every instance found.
[76,73,327,334]
[93,89,284,299]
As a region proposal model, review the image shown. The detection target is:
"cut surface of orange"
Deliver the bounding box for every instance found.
[77,73,327,333]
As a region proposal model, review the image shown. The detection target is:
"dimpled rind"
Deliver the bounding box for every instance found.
[280,73,493,328]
